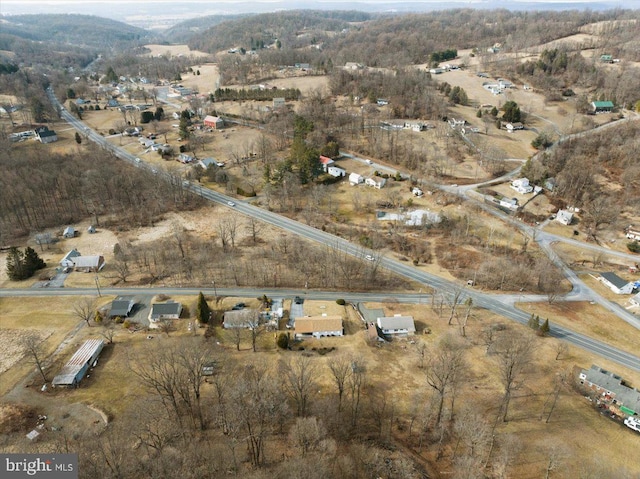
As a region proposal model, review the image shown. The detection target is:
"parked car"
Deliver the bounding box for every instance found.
[227,201,236,207]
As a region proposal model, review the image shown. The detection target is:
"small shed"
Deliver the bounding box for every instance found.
[590,101,614,114]
[63,226,76,238]
[52,339,105,387]
[87,225,96,234]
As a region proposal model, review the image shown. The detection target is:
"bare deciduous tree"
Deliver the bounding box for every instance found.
[328,355,351,412]
[494,333,534,422]
[288,416,327,457]
[425,333,466,425]
[22,334,48,383]
[73,297,97,327]
[280,355,317,417]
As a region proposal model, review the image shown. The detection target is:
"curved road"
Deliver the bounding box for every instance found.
[43,88,640,372]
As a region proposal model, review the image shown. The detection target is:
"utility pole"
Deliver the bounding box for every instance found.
[94,274,102,297]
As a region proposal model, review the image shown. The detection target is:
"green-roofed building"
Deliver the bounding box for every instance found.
[590,101,614,114]
[600,54,613,63]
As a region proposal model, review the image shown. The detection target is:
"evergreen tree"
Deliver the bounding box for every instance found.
[502,101,521,123]
[6,247,26,281]
[75,132,82,144]
[196,291,211,324]
[24,247,46,274]
[540,319,550,335]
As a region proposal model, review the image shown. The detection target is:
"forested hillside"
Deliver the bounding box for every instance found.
[1,14,152,50]
[188,10,371,53]
[162,14,253,44]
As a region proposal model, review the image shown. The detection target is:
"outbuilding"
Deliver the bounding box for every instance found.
[599,272,634,294]
[590,101,614,114]
[203,115,224,129]
[52,339,105,387]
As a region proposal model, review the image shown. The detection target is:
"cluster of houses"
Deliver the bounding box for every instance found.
[321,156,388,190]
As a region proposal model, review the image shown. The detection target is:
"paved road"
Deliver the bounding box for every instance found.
[43,88,640,372]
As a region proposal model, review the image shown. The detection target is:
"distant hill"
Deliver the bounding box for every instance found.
[188,10,372,53]
[1,14,153,50]
[163,14,253,44]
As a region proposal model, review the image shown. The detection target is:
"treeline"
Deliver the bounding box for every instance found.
[0,33,96,70]
[430,49,457,64]
[0,146,203,242]
[213,87,301,102]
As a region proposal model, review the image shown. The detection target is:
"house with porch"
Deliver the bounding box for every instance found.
[376,315,416,336]
[365,176,386,189]
[294,315,343,339]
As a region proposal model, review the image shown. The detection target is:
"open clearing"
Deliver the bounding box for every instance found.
[143,44,210,58]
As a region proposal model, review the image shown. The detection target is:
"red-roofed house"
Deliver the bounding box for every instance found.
[319,155,335,172]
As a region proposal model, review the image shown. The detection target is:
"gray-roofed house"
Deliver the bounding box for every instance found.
[376,315,416,336]
[60,248,81,268]
[579,365,640,416]
[63,226,76,238]
[109,296,135,318]
[599,272,634,294]
[148,301,182,329]
[52,339,105,387]
[35,126,58,144]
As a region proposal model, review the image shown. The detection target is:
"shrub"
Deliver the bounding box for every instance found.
[627,241,640,253]
[336,298,346,306]
[277,333,289,350]
[122,320,130,329]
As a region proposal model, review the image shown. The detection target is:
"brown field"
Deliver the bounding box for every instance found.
[143,44,210,58]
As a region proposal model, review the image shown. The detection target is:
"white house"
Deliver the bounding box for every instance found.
[59,249,81,268]
[349,172,364,185]
[505,122,524,132]
[149,301,182,328]
[599,272,634,295]
[412,187,424,197]
[376,315,416,336]
[511,178,533,194]
[625,226,640,241]
[556,209,574,226]
[429,68,445,75]
[327,166,346,178]
[294,315,343,339]
[365,177,386,189]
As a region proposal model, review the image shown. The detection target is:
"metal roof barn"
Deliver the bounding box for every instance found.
[52,339,105,387]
